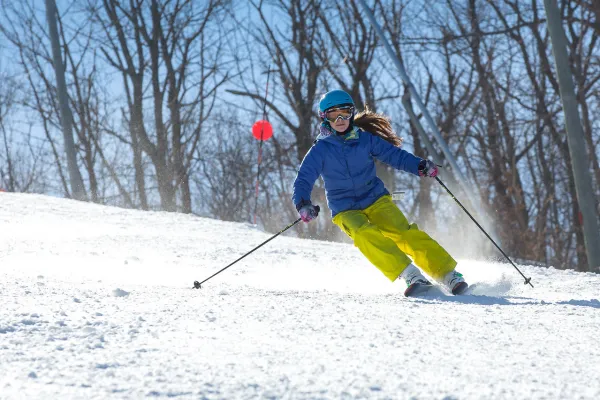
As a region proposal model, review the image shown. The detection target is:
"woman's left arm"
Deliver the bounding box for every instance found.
[369,133,422,176]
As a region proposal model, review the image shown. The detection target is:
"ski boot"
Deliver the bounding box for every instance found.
[400,264,433,297]
[442,270,468,295]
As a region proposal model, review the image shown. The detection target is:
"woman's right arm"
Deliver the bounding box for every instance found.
[292,145,323,209]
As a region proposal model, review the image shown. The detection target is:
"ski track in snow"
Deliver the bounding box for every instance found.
[1,193,599,399]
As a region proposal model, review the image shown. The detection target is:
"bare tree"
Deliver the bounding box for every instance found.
[228,0,324,162]
[317,0,381,108]
[1,0,138,204]
[484,0,600,269]
[1,1,83,197]
[92,0,230,212]
[0,71,41,192]
[193,113,257,221]
[89,0,150,208]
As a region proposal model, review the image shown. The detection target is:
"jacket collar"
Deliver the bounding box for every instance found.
[317,125,361,145]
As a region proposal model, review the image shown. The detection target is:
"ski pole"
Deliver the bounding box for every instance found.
[435,177,534,288]
[193,207,319,289]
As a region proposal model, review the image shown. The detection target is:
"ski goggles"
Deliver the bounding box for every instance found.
[323,106,354,123]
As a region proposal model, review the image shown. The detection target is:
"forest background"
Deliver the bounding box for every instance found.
[0,0,598,272]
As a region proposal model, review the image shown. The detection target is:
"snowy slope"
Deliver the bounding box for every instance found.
[1,193,599,399]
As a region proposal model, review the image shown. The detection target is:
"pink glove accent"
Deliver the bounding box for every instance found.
[418,160,439,178]
[299,205,319,223]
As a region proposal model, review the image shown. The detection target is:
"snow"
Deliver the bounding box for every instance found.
[1,192,599,399]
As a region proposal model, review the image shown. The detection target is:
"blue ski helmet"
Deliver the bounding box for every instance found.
[318,90,354,113]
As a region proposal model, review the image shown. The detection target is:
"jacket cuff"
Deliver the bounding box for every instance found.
[295,199,312,212]
[416,158,426,176]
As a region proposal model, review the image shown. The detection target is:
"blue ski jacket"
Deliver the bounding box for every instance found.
[292,128,423,217]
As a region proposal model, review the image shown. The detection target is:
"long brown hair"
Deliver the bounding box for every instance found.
[354,107,403,147]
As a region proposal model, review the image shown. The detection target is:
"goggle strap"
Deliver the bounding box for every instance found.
[326,106,354,113]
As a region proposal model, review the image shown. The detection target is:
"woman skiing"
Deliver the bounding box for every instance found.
[292,89,467,296]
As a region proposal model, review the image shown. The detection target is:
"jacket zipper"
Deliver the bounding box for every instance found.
[343,141,358,198]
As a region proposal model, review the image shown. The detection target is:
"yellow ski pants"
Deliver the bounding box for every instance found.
[332,195,456,282]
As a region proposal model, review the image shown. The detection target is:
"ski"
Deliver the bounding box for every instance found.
[405,283,477,298]
[404,281,435,297]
